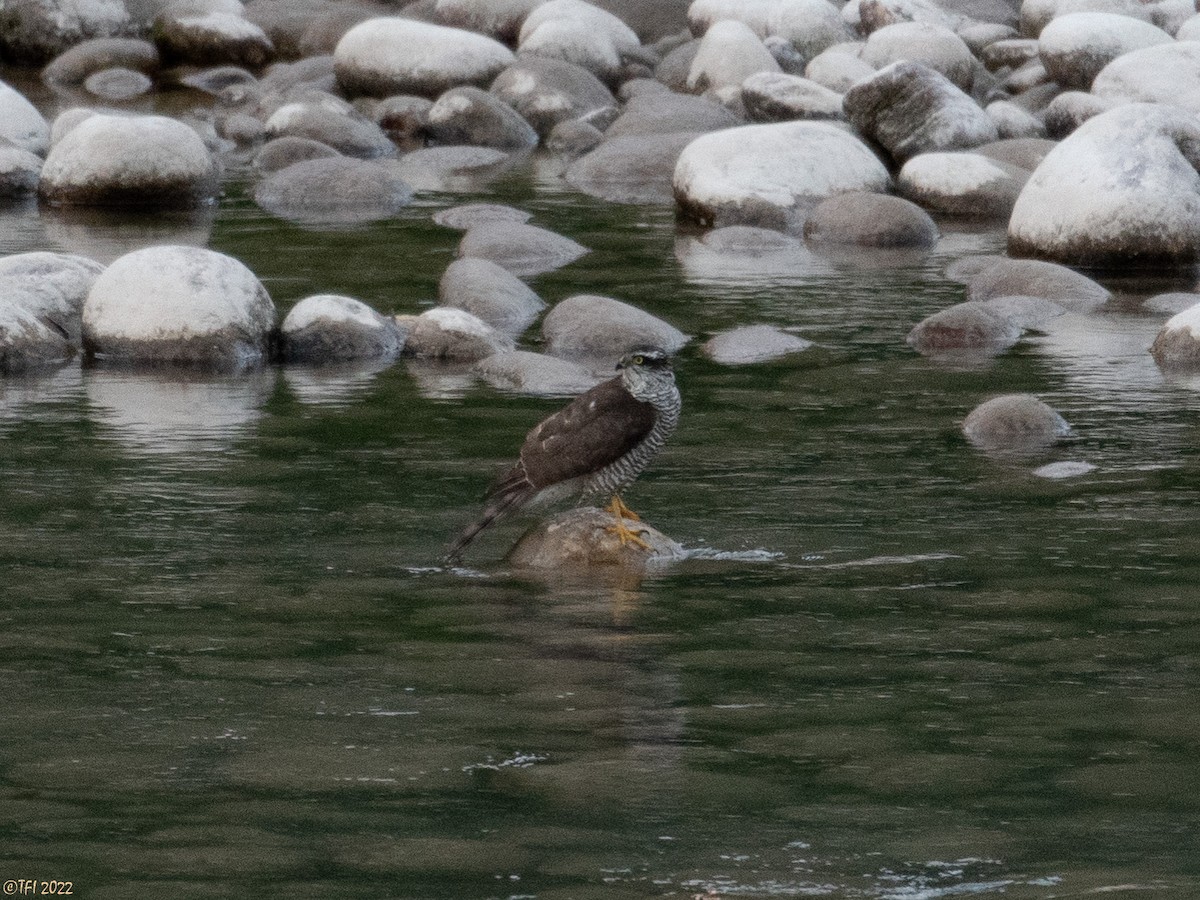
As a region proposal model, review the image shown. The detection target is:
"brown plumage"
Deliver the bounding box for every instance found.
[445,347,682,564]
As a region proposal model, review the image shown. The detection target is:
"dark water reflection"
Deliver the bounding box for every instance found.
[3,158,1200,898]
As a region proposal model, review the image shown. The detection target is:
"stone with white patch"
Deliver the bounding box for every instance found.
[1150,303,1200,370]
[0,80,51,155]
[1008,103,1200,266]
[687,19,780,94]
[490,57,616,138]
[334,18,515,98]
[1037,12,1172,90]
[82,245,276,369]
[397,307,514,361]
[898,151,1029,218]
[154,11,274,67]
[844,61,999,164]
[0,0,133,66]
[427,86,538,151]
[673,121,891,228]
[804,43,876,93]
[0,146,43,197]
[280,294,404,364]
[39,113,220,207]
[741,71,845,122]
[263,100,394,159]
[861,21,975,90]
[1090,42,1200,113]
[435,0,549,42]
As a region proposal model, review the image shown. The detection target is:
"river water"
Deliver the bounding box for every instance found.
[3,107,1200,898]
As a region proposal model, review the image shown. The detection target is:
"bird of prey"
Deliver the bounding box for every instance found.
[446,346,681,563]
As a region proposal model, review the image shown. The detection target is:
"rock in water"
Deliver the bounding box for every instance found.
[962,394,1072,452]
[508,507,685,570]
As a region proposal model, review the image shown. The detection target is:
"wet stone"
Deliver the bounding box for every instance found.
[966,257,1110,311]
[438,257,546,338]
[42,37,160,85]
[83,66,153,100]
[280,294,404,365]
[387,146,513,192]
[1150,304,1200,370]
[962,393,1072,452]
[458,222,589,279]
[907,302,1022,356]
[702,325,814,365]
[431,203,532,231]
[253,136,341,173]
[397,308,514,362]
[804,192,938,248]
[154,11,276,68]
[472,351,601,396]
[0,146,43,197]
[565,131,699,204]
[541,294,687,364]
[490,56,616,138]
[426,86,538,151]
[508,507,685,571]
[897,151,1029,219]
[604,91,740,139]
[253,157,413,226]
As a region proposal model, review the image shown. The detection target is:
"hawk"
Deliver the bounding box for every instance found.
[446,346,681,563]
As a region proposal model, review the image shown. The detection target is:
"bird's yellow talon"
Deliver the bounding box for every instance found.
[605,495,641,522]
[605,517,652,551]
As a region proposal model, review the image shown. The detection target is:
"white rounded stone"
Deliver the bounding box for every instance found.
[0,79,51,155]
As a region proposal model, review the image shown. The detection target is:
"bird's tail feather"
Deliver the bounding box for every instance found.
[444,482,535,565]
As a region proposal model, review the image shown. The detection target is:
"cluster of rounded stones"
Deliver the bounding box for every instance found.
[4,0,1200,557]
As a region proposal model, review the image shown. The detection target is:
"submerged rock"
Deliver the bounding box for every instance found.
[804,192,938,247]
[673,121,890,228]
[1150,304,1200,370]
[962,394,1072,452]
[458,222,589,278]
[508,507,685,570]
[702,325,814,365]
[472,350,601,395]
[566,131,699,204]
[83,66,153,100]
[388,145,514,192]
[966,258,1110,311]
[82,245,276,369]
[254,157,413,225]
[432,203,532,231]
[907,302,1021,356]
[253,135,341,173]
[542,294,687,363]
[398,307,514,361]
[438,257,546,338]
[280,294,405,364]
[39,113,219,208]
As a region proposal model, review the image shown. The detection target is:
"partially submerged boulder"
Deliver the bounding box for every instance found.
[907,302,1021,356]
[962,394,1072,452]
[254,157,413,225]
[508,507,685,570]
[458,222,589,278]
[702,324,814,365]
[804,192,938,247]
[542,294,687,363]
[39,113,220,208]
[280,294,405,364]
[472,350,601,395]
[397,307,514,361]
[1150,304,1200,370]
[897,152,1029,218]
[565,131,698,204]
[438,257,546,337]
[82,245,276,369]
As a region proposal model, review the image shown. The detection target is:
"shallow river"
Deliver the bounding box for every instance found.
[3,119,1200,898]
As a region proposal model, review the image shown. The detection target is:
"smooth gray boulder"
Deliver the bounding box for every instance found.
[280,294,404,364]
[263,99,394,158]
[82,245,275,369]
[458,222,589,278]
[154,11,275,67]
[0,80,51,155]
[434,0,547,42]
[1041,90,1114,139]
[565,131,699,204]
[861,21,976,89]
[1037,12,1172,90]
[673,121,891,228]
[0,300,74,373]
[843,61,999,164]
[516,0,635,83]
[687,19,780,93]
[974,137,1056,172]
[253,136,341,173]
[1008,103,1200,266]
[966,257,1109,310]
[741,71,845,121]
[372,94,433,148]
[803,192,938,247]
[508,507,684,571]
[805,43,876,92]
[472,350,601,395]
[490,57,616,137]
[702,324,814,364]
[397,307,514,361]
[426,86,539,151]
[1150,303,1200,370]
[1090,41,1200,113]
[962,394,1071,452]
[334,18,515,98]
[604,91,740,138]
[39,114,219,208]
[897,151,1029,218]
[542,294,687,363]
[254,157,412,225]
[438,258,546,337]
[986,100,1047,139]
[42,37,160,84]
[546,118,605,156]
[907,302,1021,356]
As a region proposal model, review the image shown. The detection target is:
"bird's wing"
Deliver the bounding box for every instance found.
[516,376,657,490]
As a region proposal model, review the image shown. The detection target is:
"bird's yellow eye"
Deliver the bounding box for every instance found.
[632,354,644,365]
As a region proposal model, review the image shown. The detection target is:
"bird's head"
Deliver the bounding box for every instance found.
[616,346,673,372]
